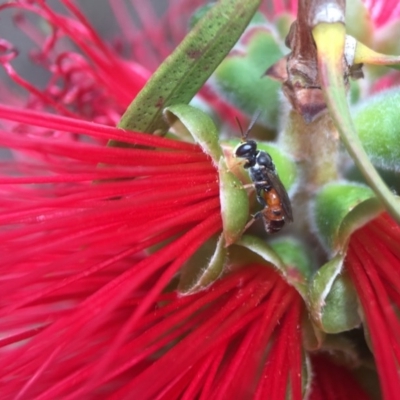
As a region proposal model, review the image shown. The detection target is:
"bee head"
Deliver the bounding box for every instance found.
[234,140,257,160]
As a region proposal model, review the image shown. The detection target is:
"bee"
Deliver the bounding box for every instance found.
[234,115,293,233]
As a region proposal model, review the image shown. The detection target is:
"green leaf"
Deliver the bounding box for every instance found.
[219,158,249,245]
[189,3,215,28]
[309,254,361,333]
[352,88,400,172]
[110,0,262,146]
[164,104,222,165]
[178,234,227,295]
[190,5,267,29]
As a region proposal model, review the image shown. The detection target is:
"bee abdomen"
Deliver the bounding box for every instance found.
[265,219,285,233]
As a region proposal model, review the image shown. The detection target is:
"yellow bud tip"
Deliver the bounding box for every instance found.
[354,40,400,66]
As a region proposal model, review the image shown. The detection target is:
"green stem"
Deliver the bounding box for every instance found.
[313,23,400,225]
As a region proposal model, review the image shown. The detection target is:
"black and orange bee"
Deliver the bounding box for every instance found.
[234,116,293,233]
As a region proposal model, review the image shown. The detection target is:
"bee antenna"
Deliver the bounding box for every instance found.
[235,116,245,141]
[246,110,262,138]
[235,110,262,141]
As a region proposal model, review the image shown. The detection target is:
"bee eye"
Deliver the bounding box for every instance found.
[235,141,256,158]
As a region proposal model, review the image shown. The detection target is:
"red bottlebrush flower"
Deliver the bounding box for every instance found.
[1,0,400,399]
[309,354,372,400]
[0,106,222,398]
[0,2,256,397]
[363,0,400,27]
[345,213,400,400]
[3,264,302,399]
[261,0,297,18]
[115,265,303,400]
[362,0,400,93]
[370,71,400,93]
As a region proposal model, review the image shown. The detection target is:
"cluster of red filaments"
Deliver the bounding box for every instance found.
[0,1,400,399]
[346,213,400,400]
[2,263,303,399]
[0,106,225,398]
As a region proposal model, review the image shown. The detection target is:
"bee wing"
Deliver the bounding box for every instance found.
[264,170,293,222]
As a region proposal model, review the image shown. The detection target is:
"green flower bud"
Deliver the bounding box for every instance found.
[309,181,386,333]
[309,254,361,333]
[352,88,400,172]
[311,181,381,254]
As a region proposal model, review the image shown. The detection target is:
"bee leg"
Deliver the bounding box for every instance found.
[255,188,267,209]
[242,181,268,190]
[243,210,263,232]
[253,210,263,220]
[242,186,268,232]
[242,183,255,191]
[243,216,256,232]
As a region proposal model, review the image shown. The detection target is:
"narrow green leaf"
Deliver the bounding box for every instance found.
[111,0,262,146]
[190,6,267,29]
[312,22,400,225]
